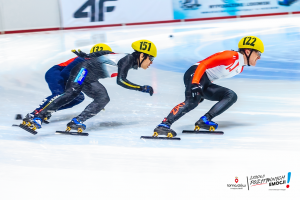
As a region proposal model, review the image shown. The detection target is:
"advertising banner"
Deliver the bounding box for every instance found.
[173,0,300,20]
[59,0,173,28]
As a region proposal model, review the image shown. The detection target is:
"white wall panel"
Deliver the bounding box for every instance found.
[0,0,61,31]
[60,0,174,28]
[0,0,4,33]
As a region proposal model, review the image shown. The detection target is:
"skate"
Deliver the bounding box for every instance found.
[182,116,224,135]
[154,124,177,137]
[19,114,42,135]
[56,118,89,136]
[194,116,218,131]
[32,109,51,124]
[42,112,52,124]
[140,124,180,140]
[66,118,86,132]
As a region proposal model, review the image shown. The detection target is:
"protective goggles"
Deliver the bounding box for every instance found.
[256,50,262,57]
[149,55,155,62]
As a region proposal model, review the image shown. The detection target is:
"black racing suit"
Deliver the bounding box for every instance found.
[163,65,238,126]
[37,52,142,123]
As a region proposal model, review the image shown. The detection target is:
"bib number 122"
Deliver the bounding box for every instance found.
[243,37,256,47]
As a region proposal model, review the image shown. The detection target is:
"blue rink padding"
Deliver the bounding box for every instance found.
[278,0,298,6]
[152,27,300,81]
[153,59,300,81]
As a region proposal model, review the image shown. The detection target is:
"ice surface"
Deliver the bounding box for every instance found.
[1,15,300,199]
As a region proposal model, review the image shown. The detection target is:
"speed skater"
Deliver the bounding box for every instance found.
[153,36,264,138]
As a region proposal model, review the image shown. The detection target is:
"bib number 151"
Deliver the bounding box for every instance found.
[140,42,151,51]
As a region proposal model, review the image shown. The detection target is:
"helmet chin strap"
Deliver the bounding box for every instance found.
[138,54,148,68]
[137,57,141,67]
[244,49,254,66]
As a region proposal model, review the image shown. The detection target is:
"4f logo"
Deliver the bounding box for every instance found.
[74,0,117,22]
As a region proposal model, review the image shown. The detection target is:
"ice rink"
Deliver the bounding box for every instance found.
[0,15,299,199]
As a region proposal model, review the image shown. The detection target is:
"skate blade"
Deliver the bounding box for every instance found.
[140,136,180,140]
[12,124,19,127]
[19,124,38,135]
[182,130,223,134]
[55,131,89,136]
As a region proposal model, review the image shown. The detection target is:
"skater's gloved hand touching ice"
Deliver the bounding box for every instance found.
[191,84,203,99]
[140,85,154,96]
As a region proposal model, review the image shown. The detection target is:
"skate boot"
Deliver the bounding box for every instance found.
[194,116,218,132]
[21,113,34,127]
[31,109,51,124]
[153,123,177,138]
[66,118,86,133]
[21,114,42,130]
[43,113,52,124]
[19,113,42,134]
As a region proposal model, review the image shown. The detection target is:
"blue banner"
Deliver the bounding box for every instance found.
[173,0,300,20]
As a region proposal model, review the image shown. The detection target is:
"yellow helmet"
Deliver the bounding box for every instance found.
[238,36,264,53]
[132,39,157,57]
[90,43,112,53]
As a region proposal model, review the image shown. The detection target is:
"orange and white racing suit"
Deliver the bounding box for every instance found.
[161,50,246,126]
[192,50,245,83]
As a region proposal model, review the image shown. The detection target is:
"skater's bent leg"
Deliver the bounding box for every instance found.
[162,67,206,126]
[163,96,200,126]
[76,81,110,122]
[31,94,61,115]
[38,81,84,116]
[58,92,85,110]
[203,84,237,120]
[45,65,65,95]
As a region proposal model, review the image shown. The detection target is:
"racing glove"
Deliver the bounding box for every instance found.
[191,84,203,99]
[140,85,154,96]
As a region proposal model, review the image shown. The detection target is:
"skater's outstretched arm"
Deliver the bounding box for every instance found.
[116,54,142,91]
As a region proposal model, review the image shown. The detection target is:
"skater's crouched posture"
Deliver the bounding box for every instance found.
[23,43,112,123]
[23,39,156,134]
[154,36,264,138]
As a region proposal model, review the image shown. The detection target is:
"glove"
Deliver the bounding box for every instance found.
[191,84,203,99]
[140,85,154,96]
[72,49,89,58]
[77,49,89,58]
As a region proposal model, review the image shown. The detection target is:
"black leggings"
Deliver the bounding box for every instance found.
[164,65,237,125]
[38,69,110,122]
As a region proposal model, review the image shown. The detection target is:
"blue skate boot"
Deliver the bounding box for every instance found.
[195,116,218,131]
[153,123,177,138]
[22,113,42,129]
[20,113,43,134]
[66,118,86,133]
